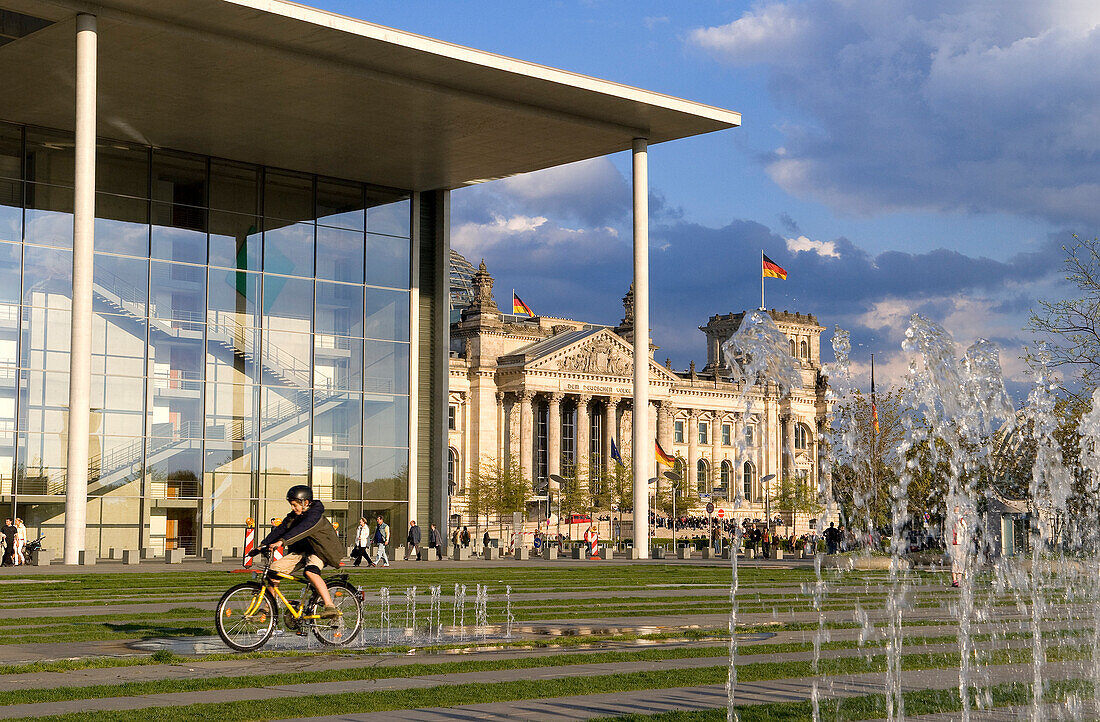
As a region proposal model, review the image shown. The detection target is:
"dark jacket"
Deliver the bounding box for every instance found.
[408,523,421,545]
[429,527,441,547]
[261,500,344,568]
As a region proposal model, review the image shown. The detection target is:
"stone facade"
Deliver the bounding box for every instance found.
[446,262,830,534]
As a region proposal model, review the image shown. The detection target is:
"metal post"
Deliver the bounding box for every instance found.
[631,138,650,558]
[65,13,96,565]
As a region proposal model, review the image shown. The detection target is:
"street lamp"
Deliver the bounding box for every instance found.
[663,470,682,551]
[647,477,658,547]
[761,473,776,536]
[549,474,565,543]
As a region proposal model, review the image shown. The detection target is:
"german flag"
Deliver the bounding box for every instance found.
[656,441,675,468]
[762,253,787,280]
[513,292,533,316]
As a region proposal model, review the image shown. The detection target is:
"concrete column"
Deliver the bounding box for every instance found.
[519,390,534,482]
[495,391,505,462]
[687,410,698,494]
[547,392,562,479]
[65,14,97,565]
[711,412,721,494]
[604,397,618,475]
[506,394,519,466]
[631,138,650,557]
[575,394,591,491]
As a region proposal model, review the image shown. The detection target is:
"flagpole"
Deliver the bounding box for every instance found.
[870,353,876,527]
[760,250,765,310]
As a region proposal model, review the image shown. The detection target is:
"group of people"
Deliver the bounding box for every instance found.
[351,517,443,566]
[1,518,26,566]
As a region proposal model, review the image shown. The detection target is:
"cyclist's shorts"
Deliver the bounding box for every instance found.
[270,551,325,575]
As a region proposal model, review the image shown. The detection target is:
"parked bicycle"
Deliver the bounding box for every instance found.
[215,549,362,651]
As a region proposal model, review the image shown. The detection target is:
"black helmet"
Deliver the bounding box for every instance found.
[286,485,313,502]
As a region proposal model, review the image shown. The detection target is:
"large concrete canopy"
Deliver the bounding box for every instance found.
[0,0,740,190]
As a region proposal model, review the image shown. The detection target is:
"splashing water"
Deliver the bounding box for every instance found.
[505,585,515,639]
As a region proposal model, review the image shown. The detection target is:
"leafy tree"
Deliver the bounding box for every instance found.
[606,456,633,544]
[1026,235,1100,393]
[555,460,588,539]
[467,457,498,542]
[829,387,906,529]
[471,457,529,540]
[771,474,822,535]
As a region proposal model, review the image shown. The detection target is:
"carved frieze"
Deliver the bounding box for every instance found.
[557,336,633,376]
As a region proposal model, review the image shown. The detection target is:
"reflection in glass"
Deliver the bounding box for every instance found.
[206,328,261,385]
[91,312,147,377]
[316,226,363,284]
[209,211,260,271]
[24,183,73,248]
[262,275,312,333]
[314,335,362,392]
[313,446,360,501]
[260,442,310,478]
[16,432,66,495]
[149,261,206,323]
[314,392,362,447]
[152,151,206,207]
[147,445,203,498]
[259,387,311,444]
[18,371,69,435]
[20,308,70,372]
[147,371,203,440]
[263,170,312,223]
[210,160,258,216]
[205,384,259,442]
[22,245,71,307]
[151,202,206,264]
[365,193,410,237]
[316,178,364,230]
[260,330,311,387]
[263,222,313,278]
[208,267,261,329]
[0,242,20,303]
[364,340,409,395]
[24,128,75,187]
[93,253,148,318]
[315,281,363,338]
[96,140,149,198]
[362,446,409,500]
[365,233,409,289]
[0,431,12,495]
[0,180,21,244]
[95,194,149,256]
[365,287,409,341]
[364,394,408,448]
[90,375,144,416]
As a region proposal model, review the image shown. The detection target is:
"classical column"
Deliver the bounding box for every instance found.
[687,410,698,494]
[507,393,519,466]
[631,137,650,557]
[711,412,721,495]
[519,390,534,483]
[547,393,562,480]
[603,397,617,475]
[495,391,505,463]
[65,13,97,565]
[575,393,591,491]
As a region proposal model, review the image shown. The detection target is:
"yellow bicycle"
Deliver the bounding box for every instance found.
[215,550,362,651]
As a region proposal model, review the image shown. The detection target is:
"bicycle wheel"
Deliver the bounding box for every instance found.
[216,582,277,651]
[309,580,362,645]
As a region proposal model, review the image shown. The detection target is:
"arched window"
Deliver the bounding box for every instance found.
[720,460,732,490]
[794,423,811,451]
[743,461,755,502]
[800,339,809,358]
[696,458,709,493]
[448,448,461,494]
[789,338,796,356]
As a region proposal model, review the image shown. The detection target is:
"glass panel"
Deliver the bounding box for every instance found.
[205,328,261,385]
[260,442,310,478]
[22,245,71,308]
[364,287,409,341]
[365,233,409,289]
[16,432,66,495]
[90,404,145,438]
[210,159,258,216]
[149,261,206,324]
[364,340,408,395]
[95,194,149,256]
[263,169,313,223]
[24,182,73,248]
[25,128,74,187]
[313,392,361,447]
[204,439,256,476]
[365,191,410,237]
[314,335,362,392]
[151,201,206,264]
[363,394,408,448]
[313,446,360,501]
[20,308,70,371]
[209,211,261,271]
[261,330,311,388]
[0,431,13,494]
[90,374,144,416]
[149,333,204,389]
[147,369,204,439]
[263,222,313,277]
[259,387,311,444]
[208,267,260,329]
[0,241,20,303]
[93,253,147,318]
[316,178,364,230]
[362,446,408,500]
[0,122,20,181]
[18,371,70,435]
[97,140,148,198]
[262,275,312,333]
[91,310,147,377]
[152,151,206,207]
[90,436,144,496]
[0,305,17,380]
[205,383,259,442]
[147,445,203,498]
[316,226,363,284]
[316,280,363,338]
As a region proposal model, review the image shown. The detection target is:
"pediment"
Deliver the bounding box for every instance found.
[526,329,678,382]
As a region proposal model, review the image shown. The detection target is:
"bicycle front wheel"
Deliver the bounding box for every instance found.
[216,582,277,651]
[310,580,362,645]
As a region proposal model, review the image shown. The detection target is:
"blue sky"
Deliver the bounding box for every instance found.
[315,1,1098,395]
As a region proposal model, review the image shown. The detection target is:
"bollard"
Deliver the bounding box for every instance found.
[203,548,223,564]
[651,546,665,559]
[602,547,614,561]
[123,549,140,565]
[513,547,529,560]
[165,548,185,564]
[677,546,692,560]
[78,549,96,566]
[30,548,52,566]
[541,546,558,560]
[483,546,499,560]
[571,546,586,560]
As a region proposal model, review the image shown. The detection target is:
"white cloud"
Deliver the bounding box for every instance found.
[786,235,840,258]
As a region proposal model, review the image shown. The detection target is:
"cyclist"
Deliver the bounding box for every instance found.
[255,485,345,619]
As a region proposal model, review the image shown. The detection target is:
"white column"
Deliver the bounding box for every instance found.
[65,14,97,565]
[603,397,617,475]
[519,390,534,482]
[547,393,561,479]
[407,193,421,522]
[575,394,591,491]
[631,138,650,558]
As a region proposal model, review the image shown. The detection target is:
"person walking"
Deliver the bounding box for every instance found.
[460,526,471,548]
[353,517,371,567]
[372,514,390,567]
[1,518,13,567]
[406,520,421,561]
[825,522,841,555]
[13,518,26,566]
[429,523,442,560]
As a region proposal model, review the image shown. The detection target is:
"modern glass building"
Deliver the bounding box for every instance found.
[0,0,739,561]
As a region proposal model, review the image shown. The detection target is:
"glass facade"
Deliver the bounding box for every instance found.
[0,121,413,556]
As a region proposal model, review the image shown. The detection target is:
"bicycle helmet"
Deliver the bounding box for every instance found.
[286,484,313,502]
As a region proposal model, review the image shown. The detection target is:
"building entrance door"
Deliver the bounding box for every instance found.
[166,508,196,554]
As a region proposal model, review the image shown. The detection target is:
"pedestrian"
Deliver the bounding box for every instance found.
[429,523,442,560]
[1,518,13,567]
[372,514,390,567]
[14,518,26,566]
[451,527,460,550]
[950,505,967,588]
[406,519,421,560]
[460,526,470,548]
[583,524,599,558]
[825,521,840,555]
[353,517,371,567]
[482,529,491,552]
